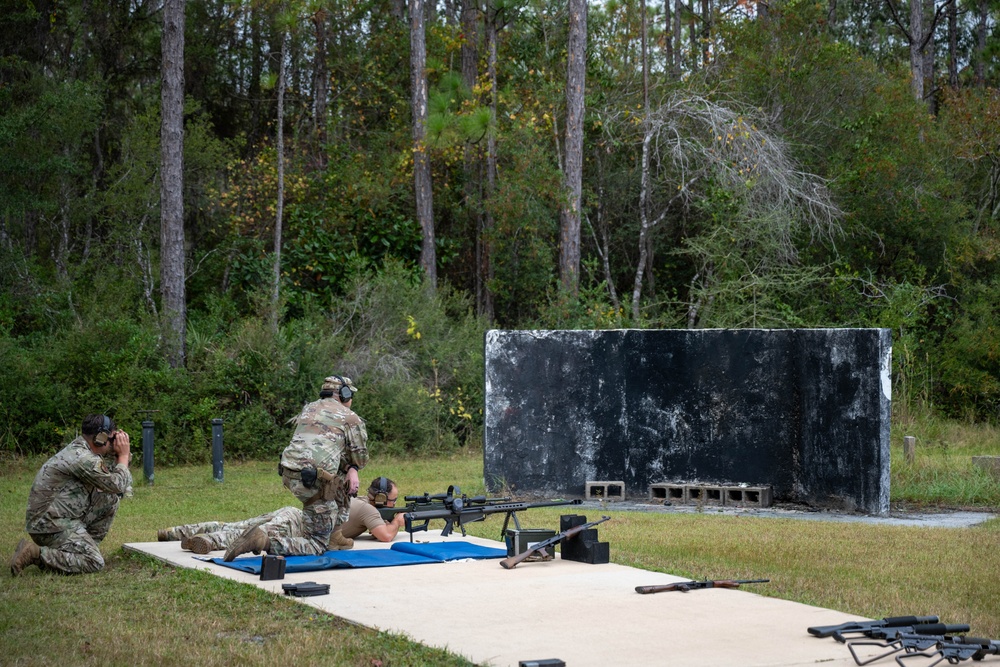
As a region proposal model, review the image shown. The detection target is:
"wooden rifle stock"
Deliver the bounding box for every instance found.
[499,516,610,569]
[635,578,770,594]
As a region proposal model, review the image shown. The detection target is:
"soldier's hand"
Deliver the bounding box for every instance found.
[112,430,131,465]
[346,467,360,495]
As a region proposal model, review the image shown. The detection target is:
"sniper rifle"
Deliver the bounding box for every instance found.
[499,515,611,569]
[403,488,582,540]
[635,579,770,594]
[376,486,511,522]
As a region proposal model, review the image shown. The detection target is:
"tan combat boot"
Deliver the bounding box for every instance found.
[10,538,41,576]
[329,528,354,551]
[157,529,173,542]
[186,535,214,555]
[223,527,269,562]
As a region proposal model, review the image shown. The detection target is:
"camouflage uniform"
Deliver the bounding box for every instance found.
[276,396,368,555]
[162,506,305,551]
[24,436,133,574]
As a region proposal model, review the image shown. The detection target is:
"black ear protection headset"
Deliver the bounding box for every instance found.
[333,375,353,402]
[372,476,390,506]
[94,415,113,446]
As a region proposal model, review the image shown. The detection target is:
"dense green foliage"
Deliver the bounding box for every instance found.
[2,0,1000,457]
[0,262,486,460]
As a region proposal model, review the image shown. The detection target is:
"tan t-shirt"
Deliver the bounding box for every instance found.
[339,496,387,539]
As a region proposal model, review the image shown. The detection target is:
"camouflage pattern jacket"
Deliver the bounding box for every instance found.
[280,398,369,475]
[25,436,133,534]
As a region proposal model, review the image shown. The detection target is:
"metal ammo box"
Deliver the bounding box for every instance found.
[505,528,557,559]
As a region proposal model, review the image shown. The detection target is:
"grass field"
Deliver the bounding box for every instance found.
[2,443,999,667]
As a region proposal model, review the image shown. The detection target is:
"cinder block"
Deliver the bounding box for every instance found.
[684,484,723,505]
[649,483,685,503]
[724,485,772,507]
[586,480,625,501]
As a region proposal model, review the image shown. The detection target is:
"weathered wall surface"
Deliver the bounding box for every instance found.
[483,329,892,514]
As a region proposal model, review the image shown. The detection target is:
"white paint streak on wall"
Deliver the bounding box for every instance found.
[880,345,892,401]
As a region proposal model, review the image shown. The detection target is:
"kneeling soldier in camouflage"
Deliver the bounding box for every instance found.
[11,414,132,575]
[224,374,368,561]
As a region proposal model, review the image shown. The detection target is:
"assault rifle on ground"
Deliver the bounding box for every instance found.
[844,625,971,666]
[809,616,941,639]
[895,637,1000,667]
[500,516,611,569]
[634,578,770,594]
[376,486,511,523]
[402,485,582,540]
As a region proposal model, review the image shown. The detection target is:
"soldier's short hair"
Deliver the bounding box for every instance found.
[82,414,115,436]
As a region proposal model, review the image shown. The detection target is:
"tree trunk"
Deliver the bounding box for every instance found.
[272,31,288,333]
[483,9,499,321]
[688,6,698,72]
[411,0,437,289]
[674,0,683,76]
[909,0,925,102]
[975,0,986,86]
[700,0,710,66]
[632,130,654,321]
[663,0,673,76]
[946,0,957,88]
[640,0,654,300]
[461,0,483,312]
[641,0,649,111]
[312,8,329,168]
[559,0,586,295]
[160,0,186,368]
[922,0,935,112]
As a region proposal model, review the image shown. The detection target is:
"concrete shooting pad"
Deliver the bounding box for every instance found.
[125,532,888,667]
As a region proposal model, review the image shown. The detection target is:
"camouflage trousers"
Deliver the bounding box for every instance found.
[163,507,305,551]
[31,491,120,574]
[275,473,349,556]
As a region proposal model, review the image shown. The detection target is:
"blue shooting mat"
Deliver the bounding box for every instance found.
[391,541,506,561]
[208,541,505,574]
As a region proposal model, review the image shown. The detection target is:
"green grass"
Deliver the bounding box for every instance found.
[890,414,1000,506]
[2,442,999,666]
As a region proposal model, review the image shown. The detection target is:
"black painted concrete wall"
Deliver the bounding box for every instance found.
[483,329,892,514]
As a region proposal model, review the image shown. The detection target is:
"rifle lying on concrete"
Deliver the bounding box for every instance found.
[843,625,972,666]
[894,637,1000,667]
[499,516,610,569]
[809,616,941,639]
[402,485,582,540]
[377,486,511,522]
[635,578,769,594]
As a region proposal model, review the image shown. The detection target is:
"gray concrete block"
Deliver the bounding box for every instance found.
[684,484,724,505]
[585,480,625,501]
[972,456,1000,479]
[724,486,773,507]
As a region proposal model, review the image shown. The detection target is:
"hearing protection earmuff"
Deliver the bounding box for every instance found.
[333,375,353,402]
[94,415,112,446]
[373,476,390,506]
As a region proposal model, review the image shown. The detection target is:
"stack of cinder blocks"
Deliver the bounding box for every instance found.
[559,514,610,564]
[648,482,773,508]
